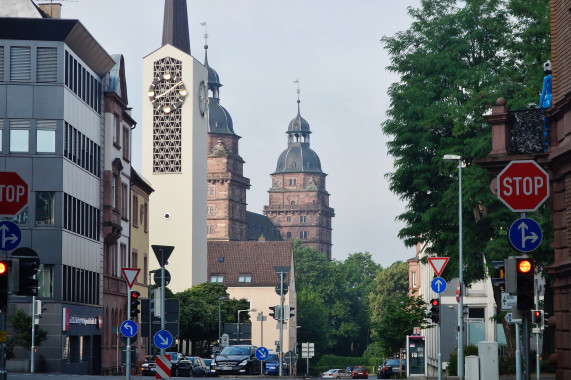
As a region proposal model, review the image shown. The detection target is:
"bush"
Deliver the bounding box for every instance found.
[446,345,478,376]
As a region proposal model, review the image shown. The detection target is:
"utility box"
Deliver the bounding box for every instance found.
[465,356,479,380]
[478,341,499,380]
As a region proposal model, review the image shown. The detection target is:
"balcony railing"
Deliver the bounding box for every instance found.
[510,108,550,154]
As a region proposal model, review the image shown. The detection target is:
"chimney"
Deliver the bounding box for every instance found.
[38,3,62,19]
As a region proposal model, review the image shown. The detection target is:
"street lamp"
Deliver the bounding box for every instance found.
[218,297,229,346]
[237,308,257,345]
[443,154,464,380]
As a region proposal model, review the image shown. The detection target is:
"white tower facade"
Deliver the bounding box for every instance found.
[142,44,208,291]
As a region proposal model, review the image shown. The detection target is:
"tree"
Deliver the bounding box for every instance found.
[7,309,47,360]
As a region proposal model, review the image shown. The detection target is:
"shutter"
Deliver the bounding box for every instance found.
[10,46,31,81]
[0,47,4,82]
[37,47,57,82]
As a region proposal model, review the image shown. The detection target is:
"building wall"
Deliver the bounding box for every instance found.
[142,45,208,292]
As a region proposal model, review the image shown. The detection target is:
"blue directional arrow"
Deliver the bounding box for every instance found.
[120,320,138,338]
[431,277,447,294]
[256,347,269,361]
[0,221,21,251]
[509,218,542,252]
[154,330,173,349]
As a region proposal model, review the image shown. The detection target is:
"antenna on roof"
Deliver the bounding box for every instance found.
[293,79,301,113]
[200,21,209,65]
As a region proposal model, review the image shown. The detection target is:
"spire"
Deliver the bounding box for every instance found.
[294,79,301,115]
[201,21,209,66]
[162,0,191,55]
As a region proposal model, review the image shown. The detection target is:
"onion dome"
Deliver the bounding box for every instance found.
[208,98,234,134]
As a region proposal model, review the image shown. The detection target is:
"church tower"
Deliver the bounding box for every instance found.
[264,89,334,259]
[142,0,208,291]
[204,36,251,241]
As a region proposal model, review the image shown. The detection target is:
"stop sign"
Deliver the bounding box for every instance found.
[497,160,549,212]
[0,172,29,216]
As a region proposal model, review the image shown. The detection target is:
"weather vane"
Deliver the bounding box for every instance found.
[293,79,300,103]
[200,21,208,47]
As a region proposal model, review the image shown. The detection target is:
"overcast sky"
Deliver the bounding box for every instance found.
[57,0,421,268]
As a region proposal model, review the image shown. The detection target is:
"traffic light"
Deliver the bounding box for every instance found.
[283,306,296,321]
[516,258,534,310]
[130,290,141,318]
[0,260,10,309]
[491,260,505,290]
[491,258,517,293]
[532,310,544,329]
[289,306,295,318]
[269,305,282,320]
[430,298,440,324]
[17,257,39,296]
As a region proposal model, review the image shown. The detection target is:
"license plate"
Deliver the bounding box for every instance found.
[222,366,232,371]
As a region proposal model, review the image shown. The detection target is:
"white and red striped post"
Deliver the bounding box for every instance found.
[155,354,171,379]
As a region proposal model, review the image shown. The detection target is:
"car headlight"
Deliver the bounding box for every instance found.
[239,359,248,366]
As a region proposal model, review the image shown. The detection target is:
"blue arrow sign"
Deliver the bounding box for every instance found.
[509,218,542,252]
[431,277,447,294]
[256,347,269,361]
[0,221,21,251]
[154,330,174,349]
[120,320,138,338]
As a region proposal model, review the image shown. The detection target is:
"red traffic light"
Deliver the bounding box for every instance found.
[131,291,140,299]
[518,259,533,273]
[0,262,7,275]
[534,310,541,318]
[431,299,440,307]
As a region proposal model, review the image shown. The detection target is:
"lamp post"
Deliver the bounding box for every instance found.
[218,297,229,346]
[237,308,256,345]
[443,154,464,380]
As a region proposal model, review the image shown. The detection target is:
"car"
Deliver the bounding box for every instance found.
[351,365,369,379]
[264,353,284,376]
[188,356,208,377]
[141,352,192,377]
[377,359,404,379]
[211,345,262,375]
[322,368,352,378]
[203,358,216,376]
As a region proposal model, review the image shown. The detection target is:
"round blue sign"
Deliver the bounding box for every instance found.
[255,347,269,361]
[120,320,138,338]
[509,218,542,252]
[0,221,22,251]
[431,277,447,294]
[154,330,174,349]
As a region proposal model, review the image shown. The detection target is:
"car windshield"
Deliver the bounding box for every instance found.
[204,359,212,365]
[267,354,279,362]
[385,359,400,366]
[220,346,251,356]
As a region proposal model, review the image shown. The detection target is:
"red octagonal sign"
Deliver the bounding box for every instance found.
[0,172,29,216]
[497,160,549,212]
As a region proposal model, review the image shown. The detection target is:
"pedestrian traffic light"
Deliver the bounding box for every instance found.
[430,298,440,324]
[491,261,505,290]
[269,305,281,320]
[532,310,544,329]
[130,290,141,318]
[516,258,534,310]
[0,260,11,309]
[17,257,39,296]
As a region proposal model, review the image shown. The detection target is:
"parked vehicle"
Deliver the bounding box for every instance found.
[377,358,405,379]
[188,356,208,377]
[203,358,216,376]
[351,365,369,379]
[211,345,261,375]
[141,352,192,377]
[322,368,352,378]
[264,353,284,376]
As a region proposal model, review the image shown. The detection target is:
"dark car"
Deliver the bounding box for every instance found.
[203,358,216,376]
[188,356,208,377]
[264,353,283,376]
[141,352,192,377]
[351,365,369,379]
[211,345,261,375]
[377,359,404,379]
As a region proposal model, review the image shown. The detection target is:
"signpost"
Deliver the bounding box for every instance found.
[431,277,447,294]
[508,218,542,252]
[0,172,28,216]
[0,221,21,251]
[154,330,174,350]
[428,257,449,277]
[427,256,448,380]
[497,160,549,212]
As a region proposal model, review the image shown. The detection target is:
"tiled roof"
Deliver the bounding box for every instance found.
[207,241,293,287]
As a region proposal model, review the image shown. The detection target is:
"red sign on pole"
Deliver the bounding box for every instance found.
[428,257,449,277]
[0,172,29,216]
[497,160,549,212]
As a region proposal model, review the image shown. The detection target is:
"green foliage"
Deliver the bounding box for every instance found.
[447,345,479,376]
[6,309,47,360]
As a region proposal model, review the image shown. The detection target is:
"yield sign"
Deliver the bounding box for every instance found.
[428,257,449,277]
[121,268,140,288]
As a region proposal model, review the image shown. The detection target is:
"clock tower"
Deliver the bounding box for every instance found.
[142,0,208,290]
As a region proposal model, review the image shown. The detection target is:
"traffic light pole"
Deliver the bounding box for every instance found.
[30,296,36,373]
[534,279,540,380]
[437,294,442,380]
[278,271,284,377]
[126,289,132,380]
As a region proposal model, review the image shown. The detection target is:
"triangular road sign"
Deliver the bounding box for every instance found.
[121,268,141,288]
[428,257,449,277]
[152,245,174,267]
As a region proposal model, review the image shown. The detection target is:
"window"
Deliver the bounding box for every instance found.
[113,114,120,145]
[132,195,139,227]
[286,216,291,222]
[120,244,127,270]
[10,46,31,81]
[37,120,56,153]
[286,232,291,238]
[36,192,55,225]
[10,120,29,152]
[210,275,224,283]
[122,126,130,160]
[290,201,295,206]
[299,231,308,239]
[37,264,54,297]
[132,250,138,269]
[289,178,297,186]
[207,225,215,234]
[207,205,215,215]
[412,272,417,287]
[0,120,3,151]
[143,203,148,232]
[238,275,252,283]
[37,47,57,82]
[111,175,117,208]
[208,186,215,196]
[299,215,307,223]
[121,183,128,217]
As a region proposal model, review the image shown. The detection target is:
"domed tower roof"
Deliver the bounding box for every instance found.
[273,94,323,174]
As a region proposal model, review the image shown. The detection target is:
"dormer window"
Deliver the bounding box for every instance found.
[238,275,252,283]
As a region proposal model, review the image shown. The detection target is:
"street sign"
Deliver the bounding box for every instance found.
[0,172,28,216]
[456,280,461,303]
[430,277,447,294]
[505,312,521,324]
[275,282,288,295]
[154,269,171,286]
[154,330,174,349]
[120,320,138,338]
[151,245,174,267]
[508,218,542,252]
[501,292,517,311]
[0,221,21,251]
[121,268,140,288]
[428,257,449,277]
[497,160,549,212]
[255,347,269,361]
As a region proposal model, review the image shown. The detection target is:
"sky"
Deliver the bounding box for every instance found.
[56,0,421,269]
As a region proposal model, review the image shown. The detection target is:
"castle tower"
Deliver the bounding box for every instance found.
[264,89,334,259]
[204,37,251,241]
[142,0,208,290]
